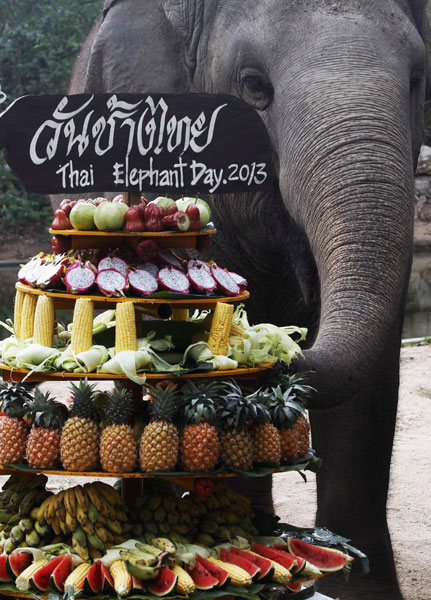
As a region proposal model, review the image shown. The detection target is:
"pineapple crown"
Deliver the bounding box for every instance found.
[181,381,222,426]
[147,384,179,423]
[103,388,135,426]
[217,380,251,431]
[0,383,33,419]
[266,385,307,429]
[69,379,98,422]
[245,388,273,425]
[24,388,69,430]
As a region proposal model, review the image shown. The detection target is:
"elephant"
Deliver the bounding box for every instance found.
[65,1,429,598]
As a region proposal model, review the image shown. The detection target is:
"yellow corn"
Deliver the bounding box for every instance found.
[170,564,196,594]
[64,562,92,594]
[208,557,252,587]
[13,289,26,340]
[207,302,234,356]
[33,294,55,347]
[230,324,244,337]
[20,293,38,341]
[16,559,48,591]
[115,301,137,354]
[110,559,132,597]
[71,298,94,354]
[171,308,189,321]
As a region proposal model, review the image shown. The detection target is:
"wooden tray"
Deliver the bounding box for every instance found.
[49,228,216,250]
[15,282,249,310]
[0,364,264,384]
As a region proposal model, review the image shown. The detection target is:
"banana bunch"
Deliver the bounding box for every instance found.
[35,481,131,561]
[0,473,53,553]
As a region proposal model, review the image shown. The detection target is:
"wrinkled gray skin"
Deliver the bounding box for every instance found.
[64,1,429,597]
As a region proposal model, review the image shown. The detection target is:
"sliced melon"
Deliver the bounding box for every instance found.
[50,554,73,593]
[196,554,230,587]
[287,538,352,573]
[272,545,306,575]
[5,552,32,580]
[252,542,298,572]
[83,560,102,596]
[100,563,115,595]
[229,547,274,580]
[219,548,261,582]
[146,566,177,597]
[187,562,219,590]
[0,554,13,582]
[31,556,65,592]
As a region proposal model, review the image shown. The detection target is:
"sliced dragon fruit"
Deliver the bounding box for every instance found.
[97,256,128,276]
[128,269,158,296]
[96,269,128,297]
[64,261,97,294]
[157,249,185,270]
[157,267,190,294]
[18,256,44,284]
[138,263,159,277]
[210,264,240,296]
[36,258,67,289]
[229,271,248,291]
[25,258,49,287]
[188,263,217,293]
[187,259,211,273]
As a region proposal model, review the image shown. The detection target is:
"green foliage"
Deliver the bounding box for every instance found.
[0,0,103,231]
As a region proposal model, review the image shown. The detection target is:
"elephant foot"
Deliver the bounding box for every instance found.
[315,568,404,600]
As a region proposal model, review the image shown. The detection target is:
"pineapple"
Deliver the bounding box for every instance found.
[25,389,69,469]
[247,390,281,465]
[99,388,137,473]
[218,381,253,471]
[180,382,221,472]
[0,384,32,464]
[60,380,100,471]
[139,385,179,472]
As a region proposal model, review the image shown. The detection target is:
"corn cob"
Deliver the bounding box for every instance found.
[246,550,292,583]
[16,559,48,591]
[33,294,55,347]
[230,324,244,337]
[207,302,234,355]
[171,308,189,321]
[170,564,196,594]
[208,557,252,586]
[115,301,137,353]
[13,289,27,340]
[20,293,38,341]
[110,559,132,597]
[70,298,94,354]
[64,562,92,594]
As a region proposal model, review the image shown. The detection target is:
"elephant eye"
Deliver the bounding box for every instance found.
[238,68,274,110]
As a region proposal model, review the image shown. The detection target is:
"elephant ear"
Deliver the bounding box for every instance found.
[81,0,190,94]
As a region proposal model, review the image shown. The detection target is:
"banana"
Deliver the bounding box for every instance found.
[18,489,40,517]
[154,507,167,523]
[88,501,99,524]
[18,518,34,534]
[148,496,162,511]
[36,495,53,524]
[162,496,176,512]
[76,502,88,528]
[140,509,153,522]
[121,523,133,533]
[83,484,102,512]
[29,507,39,521]
[59,519,69,537]
[7,514,21,526]
[34,521,50,537]
[72,535,89,561]
[87,532,104,551]
[73,485,89,512]
[50,515,61,536]
[93,481,122,507]
[64,488,76,518]
[115,508,128,522]
[123,560,160,581]
[0,511,13,523]
[135,543,165,558]
[120,549,159,567]
[25,529,40,546]
[65,510,77,533]
[45,494,57,523]
[98,497,115,520]
[157,522,169,535]
[106,519,122,534]
[95,525,109,543]
[88,548,103,560]
[73,524,87,547]
[150,538,177,555]
[81,521,95,536]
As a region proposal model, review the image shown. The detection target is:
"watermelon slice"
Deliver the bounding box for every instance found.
[100,563,115,594]
[83,560,102,596]
[5,553,32,580]
[50,554,73,593]
[287,538,352,573]
[131,575,146,592]
[273,545,306,575]
[0,555,12,582]
[219,549,260,582]
[187,562,219,590]
[146,566,178,597]
[31,556,65,591]
[287,582,302,593]
[229,547,274,580]
[252,543,298,572]
[196,555,230,587]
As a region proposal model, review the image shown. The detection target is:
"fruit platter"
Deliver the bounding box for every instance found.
[0,472,360,600]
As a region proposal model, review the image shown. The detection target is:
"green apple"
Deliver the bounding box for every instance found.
[176,197,211,227]
[69,202,96,230]
[153,196,176,211]
[94,201,128,231]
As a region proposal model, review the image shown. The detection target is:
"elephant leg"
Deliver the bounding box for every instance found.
[310,360,402,599]
[228,475,274,514]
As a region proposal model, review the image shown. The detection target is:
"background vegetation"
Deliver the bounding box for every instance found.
[0,0,431,233]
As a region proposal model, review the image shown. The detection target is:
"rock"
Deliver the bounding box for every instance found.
[417,197,431,222]
[416,145,431,175]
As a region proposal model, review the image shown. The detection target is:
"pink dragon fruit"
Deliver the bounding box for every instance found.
[187,259,211,273]
[96,269,128,297]
[138,262,159,277]
[18,255,45,285]
[24,257,50,287]
[97,256,128,276]
[157,267,190,294]
[229,271,248,291]
[156,249,185,270]
[210,264,240,296]
[128,269,158,296]
[188,262,217,293]
[36,256,69,289]
[64,261,97,294]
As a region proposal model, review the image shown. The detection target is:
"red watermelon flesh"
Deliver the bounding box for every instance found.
[196,555,230,587]
[50,554,73,593]
[132,575,146,592]
[146,566,178,597]
[287,582,302,593]
[100,563,115,595]
[0,555,12,582]
[31,555,65,591]
[252,543,298,572]
[83,560,102,596]
[287,538,352,572]
[229,547,274,580]
[219,549,260,582]
[5,553,32,580]
[272,545,306,575]
[187,562,219,590]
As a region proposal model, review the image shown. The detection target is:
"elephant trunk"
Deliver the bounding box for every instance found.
[280,67,415,408]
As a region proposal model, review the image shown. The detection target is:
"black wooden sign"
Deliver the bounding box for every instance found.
[0,93,275,195]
